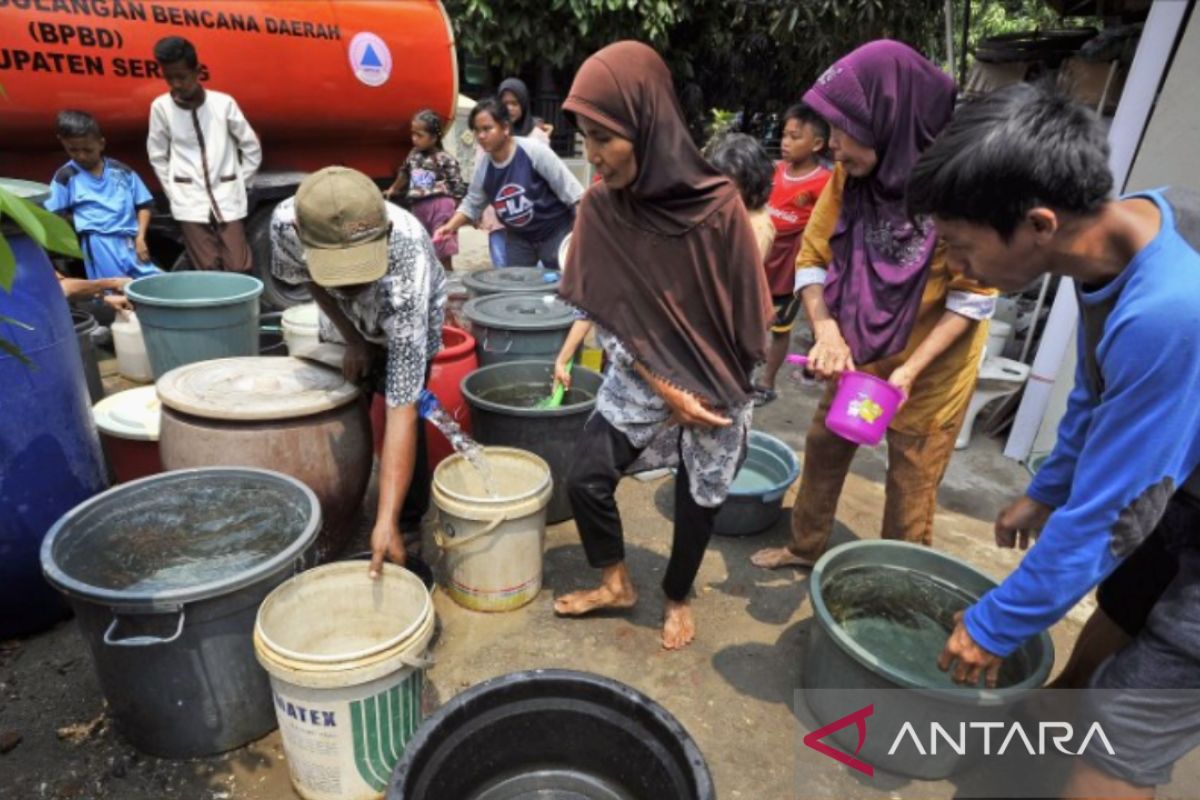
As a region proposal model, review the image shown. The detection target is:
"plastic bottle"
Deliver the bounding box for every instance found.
[111,311,153,383]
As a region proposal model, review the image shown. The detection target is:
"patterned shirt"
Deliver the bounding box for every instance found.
[594,327,752,508]
[270,198,447,407]
[402,148,467,202]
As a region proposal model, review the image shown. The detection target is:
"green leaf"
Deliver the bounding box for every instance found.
[0,313,33,331]
[0,230,12,292]
[0,188,82,259]
[0,336,34,367]
[0,189,46,245]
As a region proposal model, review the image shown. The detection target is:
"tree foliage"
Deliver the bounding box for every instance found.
[444,0,950,117]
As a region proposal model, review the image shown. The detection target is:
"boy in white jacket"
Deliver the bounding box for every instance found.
[147,36,261,272]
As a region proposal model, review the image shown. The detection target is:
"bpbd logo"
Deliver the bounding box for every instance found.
[494,183,535,228]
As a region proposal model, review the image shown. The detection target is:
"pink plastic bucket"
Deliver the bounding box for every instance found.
[787,354,904,446]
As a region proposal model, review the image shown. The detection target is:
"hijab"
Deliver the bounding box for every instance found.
[560,41,770,408]
[802,40,956,365]
[498,77,536,137]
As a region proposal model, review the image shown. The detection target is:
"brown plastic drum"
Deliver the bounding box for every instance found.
[157,358,371,561]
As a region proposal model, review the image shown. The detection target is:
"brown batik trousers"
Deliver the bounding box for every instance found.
[788,386,965,561]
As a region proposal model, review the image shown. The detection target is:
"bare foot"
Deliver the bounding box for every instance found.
[554,563,637,616]
[662,600,695,650]
[749,546,815,570]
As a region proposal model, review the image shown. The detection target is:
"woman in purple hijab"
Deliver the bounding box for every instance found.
[752,40,998,570]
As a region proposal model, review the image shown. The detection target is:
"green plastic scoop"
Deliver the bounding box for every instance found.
[536,358,573,409]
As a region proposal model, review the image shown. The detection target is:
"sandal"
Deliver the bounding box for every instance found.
[752,386,777,407]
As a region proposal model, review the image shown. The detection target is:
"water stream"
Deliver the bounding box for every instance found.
[420,391,498,497]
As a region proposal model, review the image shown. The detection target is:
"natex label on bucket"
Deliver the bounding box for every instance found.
[274,692,337,727]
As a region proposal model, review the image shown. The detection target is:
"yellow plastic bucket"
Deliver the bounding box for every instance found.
[254,562,434,800]
[432,447,552,612]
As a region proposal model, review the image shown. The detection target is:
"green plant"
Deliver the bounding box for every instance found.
[1,185,83,364]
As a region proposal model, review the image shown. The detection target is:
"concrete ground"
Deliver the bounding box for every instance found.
[3,228,1195,799]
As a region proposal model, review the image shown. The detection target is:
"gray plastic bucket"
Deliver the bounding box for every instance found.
[713,431,800,536]
[463,294,576,367]
[805,540,1054,779]
[40,467,321,758]
[463,267,561,299]
[461,360,602,523]
[71,307,104,404]
[126,272,263,378]
[390,669,716,800]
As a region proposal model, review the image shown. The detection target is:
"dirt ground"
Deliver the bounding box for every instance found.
[2,229,1192,799]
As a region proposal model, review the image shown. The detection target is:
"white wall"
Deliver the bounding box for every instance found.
[1127,5,1200,193]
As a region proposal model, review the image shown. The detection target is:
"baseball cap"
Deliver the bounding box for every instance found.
[294,166,390,287]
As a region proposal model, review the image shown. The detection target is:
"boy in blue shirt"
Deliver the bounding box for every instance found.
[908,83,1200,798]
[45,110,160,281]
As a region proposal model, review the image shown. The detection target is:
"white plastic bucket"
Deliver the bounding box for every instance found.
[283,302,322,359]
[254,562,435,800]
[432,447,553,612]
[112,311,153,382]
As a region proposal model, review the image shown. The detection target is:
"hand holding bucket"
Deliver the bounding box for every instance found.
[785,354,905,446]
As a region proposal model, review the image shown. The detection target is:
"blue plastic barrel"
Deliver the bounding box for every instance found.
[125,272,263,378]
[0,233,109,638]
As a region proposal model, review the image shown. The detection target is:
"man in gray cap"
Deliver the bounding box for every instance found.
[271,166,447,578]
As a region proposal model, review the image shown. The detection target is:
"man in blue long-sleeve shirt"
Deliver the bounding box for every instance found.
[907,83,1200,799]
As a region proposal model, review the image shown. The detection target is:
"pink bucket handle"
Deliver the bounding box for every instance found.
[785,353,809,367]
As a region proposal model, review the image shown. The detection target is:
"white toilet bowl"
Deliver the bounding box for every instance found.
[956,356,1031,450]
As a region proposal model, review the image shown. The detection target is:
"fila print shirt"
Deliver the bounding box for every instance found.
[458,137,583,241]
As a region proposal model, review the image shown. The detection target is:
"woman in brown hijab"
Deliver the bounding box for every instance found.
[554,41,771,650]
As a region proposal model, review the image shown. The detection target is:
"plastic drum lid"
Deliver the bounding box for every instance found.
[93,385,162,441]
[464,267,560,294]
[156,356,360,421]
[463,293,576,331]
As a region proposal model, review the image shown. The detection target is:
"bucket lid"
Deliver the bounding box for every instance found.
[464,293,576,331]
[156,356,359,421]
[40,467,321,606]
[93,386,162,441]
[281,302,320,330]
[464,267,561,295]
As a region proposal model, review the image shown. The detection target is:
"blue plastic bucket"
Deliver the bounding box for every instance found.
[713,431,801,536]
[126,272,263,378]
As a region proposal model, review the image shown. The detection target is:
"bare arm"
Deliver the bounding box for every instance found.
[307,283,375,383]
[369,402,418,577]
[633,362,731,429]
[135,208,152,262]
[553,319,592,388]
[800,283,855,378]
[887,310,974,397]
[384,172,408,200]
[433,211,473,239]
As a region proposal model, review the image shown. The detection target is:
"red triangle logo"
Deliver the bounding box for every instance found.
[803,704,875,777]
